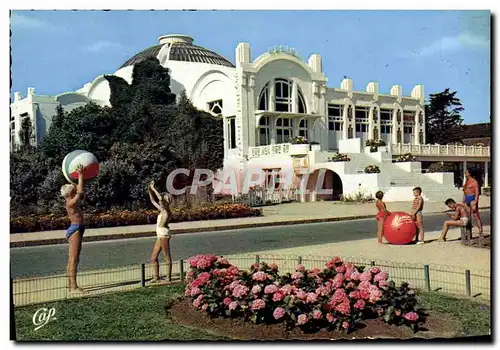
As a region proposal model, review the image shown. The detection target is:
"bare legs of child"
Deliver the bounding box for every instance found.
[415,213,425,244]
[377,217,385,244]
[149,237,173,283]
[437,219,465,242]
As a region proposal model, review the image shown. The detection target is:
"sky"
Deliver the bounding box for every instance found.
[10,10,490,124]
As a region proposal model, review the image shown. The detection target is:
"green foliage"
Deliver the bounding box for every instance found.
[12,57,224,217]
[18,116,35,149]
[425,88,464,144]
[427,162,457,173]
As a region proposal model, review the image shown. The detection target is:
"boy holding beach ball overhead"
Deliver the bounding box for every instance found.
[148,181,173,283]
[60,164,86,294]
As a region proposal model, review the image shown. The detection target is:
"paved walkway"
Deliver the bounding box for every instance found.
[10,197,490,247]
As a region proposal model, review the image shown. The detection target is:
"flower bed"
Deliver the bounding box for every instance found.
[364,165,380,174]
[184,255,422,334]
[395,153,417,162]
[10,204,262,233]
[289,136,308,145]
[328,153,351,162]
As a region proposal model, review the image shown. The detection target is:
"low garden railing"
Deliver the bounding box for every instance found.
[11,254,490,307]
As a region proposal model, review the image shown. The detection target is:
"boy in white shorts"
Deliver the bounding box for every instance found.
[148,181,173,283]
[437,198,469,242]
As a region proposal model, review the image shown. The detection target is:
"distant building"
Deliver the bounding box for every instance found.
[10,34,491,201]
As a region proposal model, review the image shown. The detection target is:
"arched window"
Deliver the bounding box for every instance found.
[258,83,269,111]
[298,90,306,114]
[259,116,270,146]
[275,79,292,112]
[298,119,308,139]
[258,79,307,114]
[276,117,293,143]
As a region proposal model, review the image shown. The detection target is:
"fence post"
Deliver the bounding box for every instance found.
[424,265,431,292]
[370,261,375,266]
[179,259,185,282]
[140,263,146,287]
[465,270,471,297]
[255,255,260,264]
[298,256,302,265]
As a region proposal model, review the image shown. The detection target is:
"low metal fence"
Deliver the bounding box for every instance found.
[12,254,490,307]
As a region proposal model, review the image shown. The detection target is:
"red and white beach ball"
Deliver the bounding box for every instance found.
[62,150,99,183]
[383,212,417,245]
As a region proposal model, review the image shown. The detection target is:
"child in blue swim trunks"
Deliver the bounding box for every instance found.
[60,165,86,294]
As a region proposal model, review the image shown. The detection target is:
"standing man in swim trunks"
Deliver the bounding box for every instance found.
[410,187,425,244]
[148,181,173,283]
[60,165,86,294]
[437,198,469,242]
[463,168,483,239]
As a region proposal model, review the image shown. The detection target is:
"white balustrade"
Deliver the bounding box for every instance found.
[248,143,292,159]
[390,143,490,158]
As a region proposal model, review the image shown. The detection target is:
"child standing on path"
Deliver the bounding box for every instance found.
[375,191,391,244]
[438,198,469,242]
[148,181,173,283]
[410,187,425,245]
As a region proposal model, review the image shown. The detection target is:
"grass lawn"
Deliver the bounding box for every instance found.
[14,283,227,341]
[14,284,490,341]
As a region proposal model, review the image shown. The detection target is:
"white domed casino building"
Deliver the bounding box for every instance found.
[10,34,490,202]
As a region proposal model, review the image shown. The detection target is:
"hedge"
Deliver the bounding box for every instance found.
[10,204,262,233]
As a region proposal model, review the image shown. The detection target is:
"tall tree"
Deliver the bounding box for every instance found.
[425,88,464,144]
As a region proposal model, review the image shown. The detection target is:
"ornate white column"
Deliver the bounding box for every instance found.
[291,80,298,113]
[269,79,275,112]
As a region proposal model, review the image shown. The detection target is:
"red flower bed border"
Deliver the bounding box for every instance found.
[10,204,261,233]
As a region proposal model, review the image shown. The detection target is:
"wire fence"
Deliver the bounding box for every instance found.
[12,254,490,307]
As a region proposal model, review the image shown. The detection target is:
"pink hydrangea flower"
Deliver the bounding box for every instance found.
[326,313,336,323]
[310,268,321,276]
[358,280,372,290]
[336,300,351,315]
[295,289,307,300]
[201,304,208,311]
[251,298,266,310]
[190,287,202,297]
[223,297,232,306]
[403,312,419,321]
[350,271,361,281]
[370,267,381,274]
[193,294,203,308]
[306,292,318,304]
[336,265,346,273]
[273,307,286,320]
[349,290,361,299]
[354,299,366,309]
[297,314,308,325]
[228,265,239,275]
[291,272,304,280]
[232,285,249,298]
[342,321,350,329]
[264,284,279,294]
[296,264,305,272]
[273,291,285,302]
[228,280,240,291]
[252,271,269,282]
[229,301,238,310]
[315,286,329,297]
[185,288,191,296]
[360,271,372,282]
[220,258,230,265]
[332,273,345,288]
[280,284,294,295]
[188,254,217,269]
[332,289,347,304]
[269,263,279,270]
[379,281,389,287]
[252,285,262,294]
[360,290,370,300]
[312,310,323,320]
[346,282,355,289]
[374,271,388,282]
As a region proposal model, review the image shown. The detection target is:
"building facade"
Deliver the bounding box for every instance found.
[10,34,491,201]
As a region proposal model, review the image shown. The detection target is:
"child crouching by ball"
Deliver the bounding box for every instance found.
[148,181,173,283]
[375,190,391,244]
